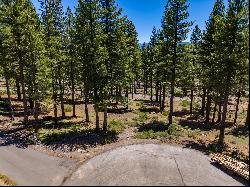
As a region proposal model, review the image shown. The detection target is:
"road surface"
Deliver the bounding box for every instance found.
[0,141,246,186]
[63,144,245,186]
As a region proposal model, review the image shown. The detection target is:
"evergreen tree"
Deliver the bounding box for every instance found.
[75,0,107,130]
[189,25,202,114]
[39,0,66,123]
[161,0,192,124]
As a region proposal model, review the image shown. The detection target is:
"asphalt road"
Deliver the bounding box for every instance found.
[63,144,245,186]
[0,141,246,186]
[0,145,77,186]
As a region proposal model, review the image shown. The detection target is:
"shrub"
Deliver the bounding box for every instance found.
[162,110,169,116]
[167,123,183,137]
[181,100,190,108]
[65,105,72,113]
[109,119,126,134]
[138,112,148,123]
[135,130,169,139]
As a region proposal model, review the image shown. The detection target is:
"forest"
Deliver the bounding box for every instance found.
[0,0,249,156]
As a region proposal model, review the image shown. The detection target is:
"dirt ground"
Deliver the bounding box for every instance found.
[0,86,249,164]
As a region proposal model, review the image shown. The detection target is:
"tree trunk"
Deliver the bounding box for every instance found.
[161,85,166,111]
[5,75,14,121]
[71,68,76,118]
[217,103,222,123]
[201,88,206,116]
[218,93,229,149]
[145,78,148,95]
[94,105,100,132]
[15,76,22,100]
[125,89,129,110]
[84,91,90,123]
[59,79,65,119]
[134,80,137,94]
[34,101,39,122]
[212,103,218,124]
[29,97,34,110]
[234,89,241,125]
[150,74,153,102]
[103,106,108,131]
[131,85,134,99]
[190,89,194,114]
[155,82,159,102]
[53,93,58,124]
[246,102,249,128]
[20,67,28,125]
[159,83,162,109]
[205,92,211,123]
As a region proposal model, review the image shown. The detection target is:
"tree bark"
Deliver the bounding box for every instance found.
[134,80,137,94]
[161,85,166,111]
[234,89,241,125]
[5,75,14,121]
[217,102,222,123]
[205,92,211,123]
[145,78,148,95]
[169,3,178,125]
[159,82,162,109]
[212,103,218,124]
[20,66,28,125]
[15,76,22,100]
[103,106,108,131]
[245,101,249,128]
[131,85,134,99]
[29,97,34,110]
[59,79,65,119]
[150,74,153,102]
[125,89,129,110]
[94,105,100,132]
[201,88,206,116]
[84,91,90,123]
[190,89,194,114]
[155,82,159,102]
[218,93,229,149]
[34,101,39,122]
[70,63,76,118]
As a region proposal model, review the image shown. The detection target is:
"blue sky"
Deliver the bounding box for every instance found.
[32,0,228,43]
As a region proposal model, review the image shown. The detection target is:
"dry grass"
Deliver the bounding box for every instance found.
[0,173,16,186]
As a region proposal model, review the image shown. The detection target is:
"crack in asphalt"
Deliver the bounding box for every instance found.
[173,157,186,186]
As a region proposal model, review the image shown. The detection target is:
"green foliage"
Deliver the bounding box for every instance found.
[136,130,169,139]
[138,112,148,123]
[109,119,126,134]
[64,105,72,113]
[181,100,190,108]
[226,135,249,145]
[167,123,183,137]
[0,173,16,186]
[162,110,169,117]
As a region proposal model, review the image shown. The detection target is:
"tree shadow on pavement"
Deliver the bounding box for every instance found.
[210,162,249,186]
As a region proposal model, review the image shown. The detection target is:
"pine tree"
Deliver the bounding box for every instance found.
[189,25,202,114]
[100,0,130,131]
[39,0,65,123]
[75,0,107,131]
[64,6,77,117]
[0,0,15,120]
[161,0,192,124]
[199,0,225,122]
[215,0,247,148]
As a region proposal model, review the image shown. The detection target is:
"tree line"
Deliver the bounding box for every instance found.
[0,0,249,148]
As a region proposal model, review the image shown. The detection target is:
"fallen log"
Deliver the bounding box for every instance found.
[210,153,249,180]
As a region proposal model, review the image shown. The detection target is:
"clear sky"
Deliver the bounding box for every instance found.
[31,0,228,43]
